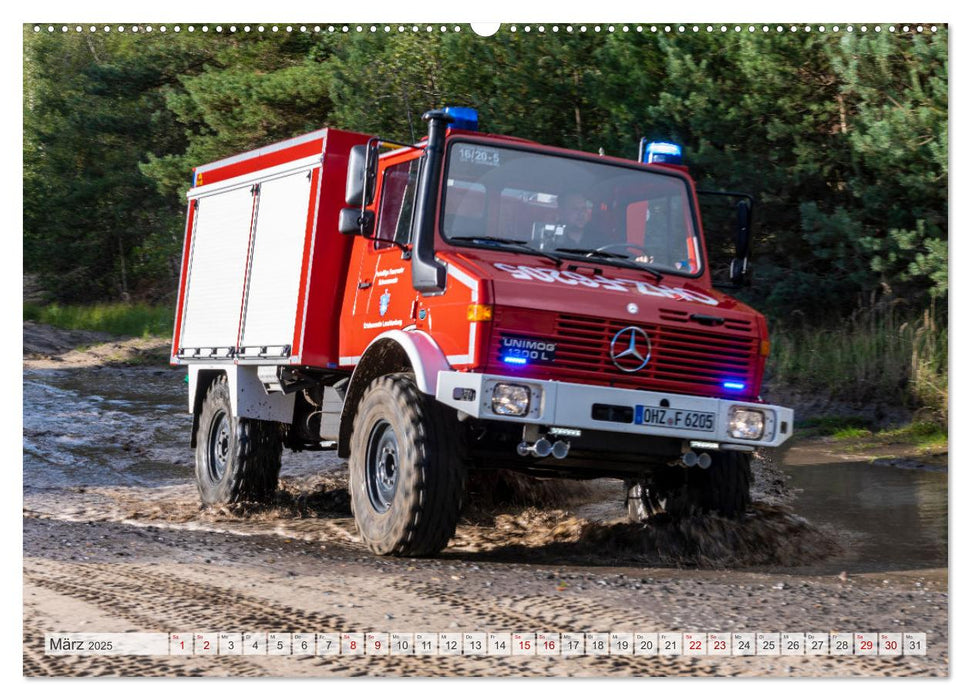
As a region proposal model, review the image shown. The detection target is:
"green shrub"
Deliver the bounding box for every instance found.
[23,303,173,338]
[768,305,947,427]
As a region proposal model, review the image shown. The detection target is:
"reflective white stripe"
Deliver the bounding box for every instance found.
[446,264,479,365]
[188,155,322,199]
[446,263,479,302]
[195,128,328,175]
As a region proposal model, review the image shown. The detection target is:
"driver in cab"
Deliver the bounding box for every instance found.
[558,192,594,247]
[556,192,653,263]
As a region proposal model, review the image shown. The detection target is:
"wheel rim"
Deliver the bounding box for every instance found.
[365,419,399,513]
[207,409,231,482]
[629,481,667,518]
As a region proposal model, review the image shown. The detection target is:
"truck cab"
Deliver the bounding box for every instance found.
[174,107,793,557]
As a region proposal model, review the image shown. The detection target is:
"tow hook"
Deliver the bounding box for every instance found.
[680,450,712,469]
[517,437,570,459]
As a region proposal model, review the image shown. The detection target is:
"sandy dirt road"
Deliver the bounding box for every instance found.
[23,469,947,677]
[22,332,948,677]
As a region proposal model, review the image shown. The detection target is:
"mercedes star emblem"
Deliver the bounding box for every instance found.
[609,326,652,372]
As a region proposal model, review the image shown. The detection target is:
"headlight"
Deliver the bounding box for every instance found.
[728,407,765,440]
[492,383,531,416]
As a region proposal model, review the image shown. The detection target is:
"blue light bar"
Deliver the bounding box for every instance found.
[723,381,746,391]
[444,106,479,131]
[502,356,528,365]
[639,138,683,165]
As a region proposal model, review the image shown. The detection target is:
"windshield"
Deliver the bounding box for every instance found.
[441,141,703,275]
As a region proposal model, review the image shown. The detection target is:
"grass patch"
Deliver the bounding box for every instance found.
[23,302,173,338]
[875,421,948,451]
[806,419,948,454]
[796,415,874,438]
[831,427,871,440]
[769,305,947,428]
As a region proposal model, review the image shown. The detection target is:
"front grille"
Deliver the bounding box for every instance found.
[659,307,753,333]
[492,312,757,396]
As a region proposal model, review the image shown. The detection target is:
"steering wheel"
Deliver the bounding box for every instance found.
[593,243,651,258]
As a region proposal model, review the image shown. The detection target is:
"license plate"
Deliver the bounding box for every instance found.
[635,405,715,432]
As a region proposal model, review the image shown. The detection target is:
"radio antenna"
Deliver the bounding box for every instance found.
[401,85,416,143]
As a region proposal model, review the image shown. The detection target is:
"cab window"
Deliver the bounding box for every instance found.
[375,158,420,249]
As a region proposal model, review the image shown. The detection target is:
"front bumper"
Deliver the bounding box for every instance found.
[436,371,794,448]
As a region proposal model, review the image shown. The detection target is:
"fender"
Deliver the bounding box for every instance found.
[336,329,452,457]
[362,329,451,394]
[186,364,295,446]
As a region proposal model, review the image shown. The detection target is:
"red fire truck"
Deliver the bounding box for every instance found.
[172,107,794,556]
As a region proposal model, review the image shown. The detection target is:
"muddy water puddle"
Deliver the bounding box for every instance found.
[24,368,191,489]
[779,455,947,573]
[22,367,337,531]
[23,368,329,489]
[23,368,947,573]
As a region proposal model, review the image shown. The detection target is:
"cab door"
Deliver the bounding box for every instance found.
[348,154,422,348]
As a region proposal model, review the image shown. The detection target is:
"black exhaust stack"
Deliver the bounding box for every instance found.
[411,109,453,294]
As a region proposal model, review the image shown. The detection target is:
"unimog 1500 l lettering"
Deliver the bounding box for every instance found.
[172,107,794,556]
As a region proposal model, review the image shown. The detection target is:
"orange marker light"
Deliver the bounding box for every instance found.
[467,304,493,322]
[760,339,771,357]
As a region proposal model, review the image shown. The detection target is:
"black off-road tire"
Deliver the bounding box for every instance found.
[349,373,466,556]
[626,451,752,521]
[702,450,752,517]
[625,464,701,521]
[194,375,282,505]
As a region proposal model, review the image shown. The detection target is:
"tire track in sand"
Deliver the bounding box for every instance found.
[384,578,703,674]
[26,560,933,677]
[383,579,929,676]
[23,560,547,676]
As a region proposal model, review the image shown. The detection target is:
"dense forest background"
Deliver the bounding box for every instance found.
[23,24,947,323]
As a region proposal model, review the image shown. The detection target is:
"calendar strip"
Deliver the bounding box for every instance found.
[44,632,927,657]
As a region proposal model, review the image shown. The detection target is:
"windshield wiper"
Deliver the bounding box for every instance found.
[554,247,664,282]
[631,263,665,283]
[554,247,629,260]
[449,236,562,266]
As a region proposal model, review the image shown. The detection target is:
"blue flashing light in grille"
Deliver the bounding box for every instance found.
[503,356,528,365]
[723,381,746,391]
[444,106,479,131]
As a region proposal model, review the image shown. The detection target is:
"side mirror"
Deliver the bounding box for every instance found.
[345,142,378,207]
[338,207,374,236]
[729,199,752,287]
